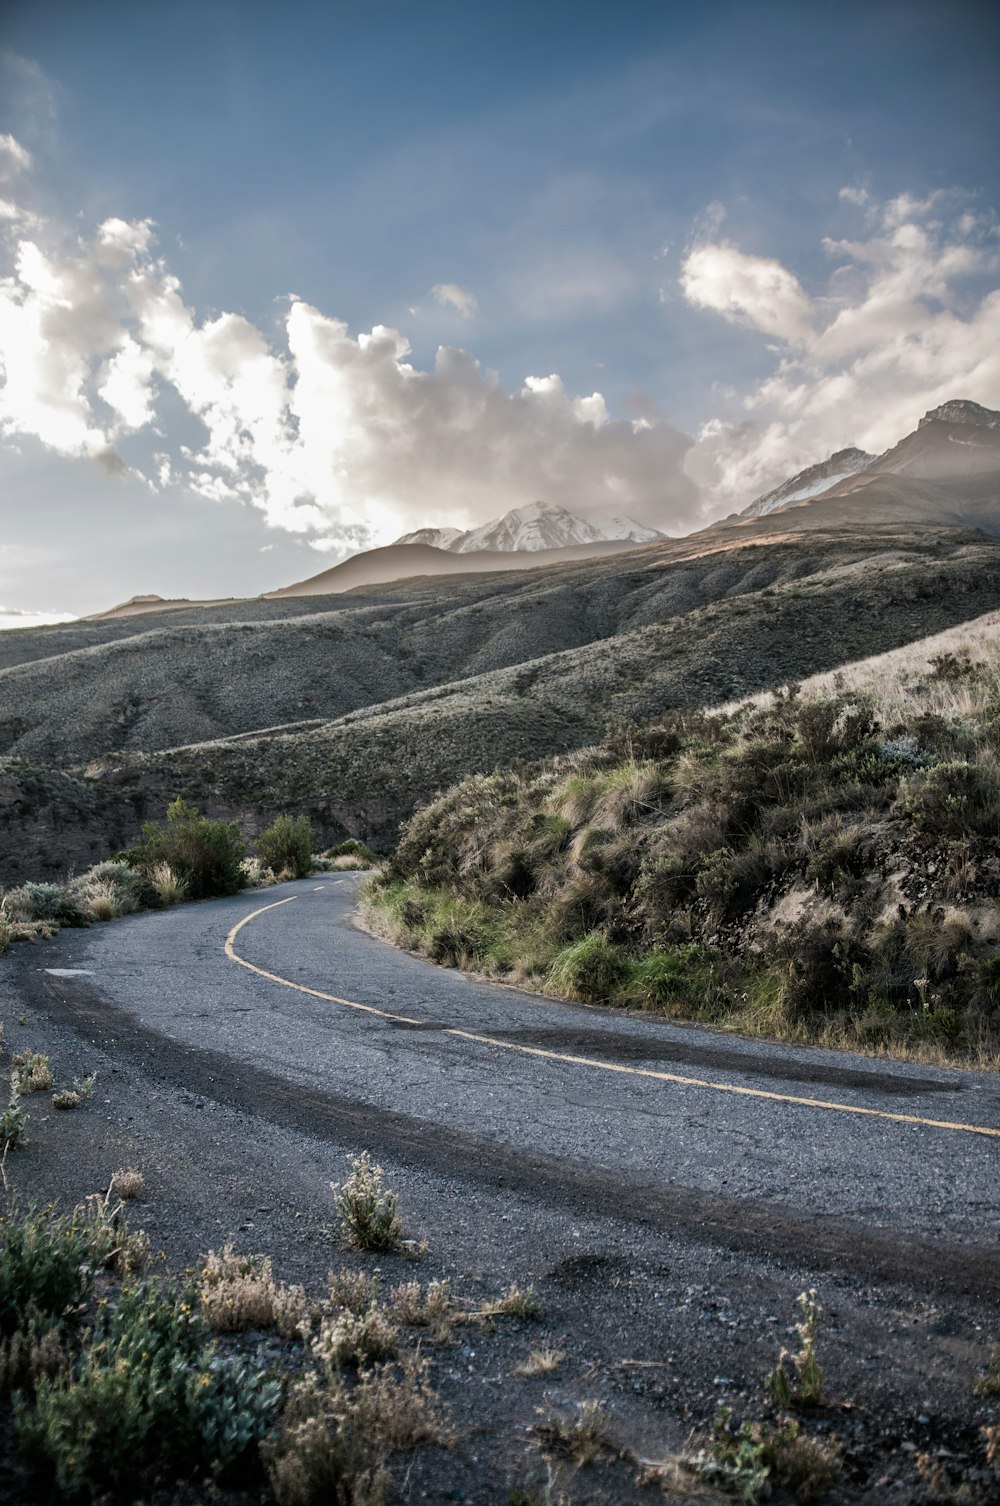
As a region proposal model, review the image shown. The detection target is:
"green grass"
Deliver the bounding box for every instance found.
[365,673,1000,1067]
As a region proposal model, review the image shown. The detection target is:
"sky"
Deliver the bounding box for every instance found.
[0,0,998,623]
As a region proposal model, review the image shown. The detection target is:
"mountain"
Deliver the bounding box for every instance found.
[394,500,664,553]
[740,448,874,519]
[391,526,464,550]
[266,536,643,598]
[726,398,1000,538]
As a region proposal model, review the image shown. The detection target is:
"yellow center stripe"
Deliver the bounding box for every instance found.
[225,897,1000,1141]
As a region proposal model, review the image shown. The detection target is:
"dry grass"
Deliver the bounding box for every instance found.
[312,1306,399,1371]
[534,1400,616,1466]
[148,861,186,906]
[51,1090,81,1110]
[109,1167,145,1200]
[486,1283,544,1319]
[517,1347,566,1377]
[12,1052,52,1094]
[387,1279,454,1341]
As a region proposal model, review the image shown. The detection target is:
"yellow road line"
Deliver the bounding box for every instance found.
[225,897,1000,1141]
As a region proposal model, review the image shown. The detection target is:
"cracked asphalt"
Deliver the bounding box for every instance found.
[4,874,1000,1502]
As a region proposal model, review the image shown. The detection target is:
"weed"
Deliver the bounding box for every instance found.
[766,1290,825,1409]
[12,1051,52,1094]
[487,1283,544,1320]
[200,1244,279,1332]
[548,934,628,1003]
[149,860,187,905]
[517,1347,565,1376]
[110,1166,145,1200]
[313,1305,399,1370]
[73,1073,96,1100]
[266,1358,444,1506]
[534,1399,614,1465]
[327,1268,380,1314]
[330,1153,404,1253]
[388,1279,453,1341]
[50,1090,80,1111]
[1,1090,26,1152]
[974,1348,1000,1398]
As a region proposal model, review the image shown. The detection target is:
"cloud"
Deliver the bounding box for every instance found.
[680,243,814,344]
[0,189,698,546]
[682,190,1000,510]
[431,281,478,317]
[0,605,76,630]
[0,134,31,174]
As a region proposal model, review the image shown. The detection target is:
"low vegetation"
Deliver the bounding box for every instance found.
[0,803,321,956]
[366,653,1000,1064]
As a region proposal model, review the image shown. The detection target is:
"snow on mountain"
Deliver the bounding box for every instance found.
[595,513,665,543]
[392,526,464,549]
[393,501,665,553]
[740,447,874,519]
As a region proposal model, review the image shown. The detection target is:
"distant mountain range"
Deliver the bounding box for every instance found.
[85,396,1000,619]
[394,501,665,553]
[738,399,1000,523]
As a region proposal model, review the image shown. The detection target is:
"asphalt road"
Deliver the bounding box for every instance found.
[29,874,1000,1297]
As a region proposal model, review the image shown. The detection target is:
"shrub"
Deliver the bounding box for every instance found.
[330,1153,403,1253]
[17,1280,281,1496]
[2,883,85,928]
[126,799,247,900]
[0,1203,124,1340]
[149,861,187,905]
[12,1052,52,1094]
[324,839,380,866]
[200,1244,280,1333]
[110,1167,144,1201]
[258,814,313,880]
[548,934,628,1003]
[0,1091,26,1153]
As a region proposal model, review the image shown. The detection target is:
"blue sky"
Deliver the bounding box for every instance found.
[0,0,998,618]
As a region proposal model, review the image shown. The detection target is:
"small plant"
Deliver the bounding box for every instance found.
[1,1090,26,1152]
[312,1305,399,1371]
[974,1347,1000,1398]
[487,1283,544,1320]
[12,1052,52,1094]
[330,1152,404,1253]
[517,1347,565,1376]
[547,934,628,1003]
[110,1167,145,1201]
[533,1400,614,1466]
[50,1091,80,1111]
[149,860,187,905]
[388,1279,453,1341]
[257,814,314,880]
[73,1073,96,1100]
[200,1245,279,1333]
[766,1289,825,1409]
[691,1409,838,1503]
[240,855,278,888]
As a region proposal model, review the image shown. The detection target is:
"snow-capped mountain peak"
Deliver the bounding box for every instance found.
[740,447,874,519]
[392,501,665,553]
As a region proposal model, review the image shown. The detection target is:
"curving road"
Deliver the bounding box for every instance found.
[30,874,1000,1298]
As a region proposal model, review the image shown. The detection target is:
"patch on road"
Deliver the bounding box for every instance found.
[487,1026,959,1097]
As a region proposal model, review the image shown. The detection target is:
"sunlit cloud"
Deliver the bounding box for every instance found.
[431,281,478,317]
[681,189,1000,508]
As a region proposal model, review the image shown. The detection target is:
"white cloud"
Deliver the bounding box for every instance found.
[0,193,698,545]
[680,243,814,344]
[683,190,1000,511]
[0,605,76,630]
[838,185,870,208]
[0,134,31,175]
[431,281,478,317]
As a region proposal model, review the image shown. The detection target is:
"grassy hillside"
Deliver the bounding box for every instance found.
[363,641,1000,1066]
[2,525,1000,885]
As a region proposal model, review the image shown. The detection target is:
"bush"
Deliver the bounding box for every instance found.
[258,814,313,880]
[2,882,85,928]
[17,1280,281,1496]
[548,934,628,1003]
[624,946,717,1011]
[126,799,247,900]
